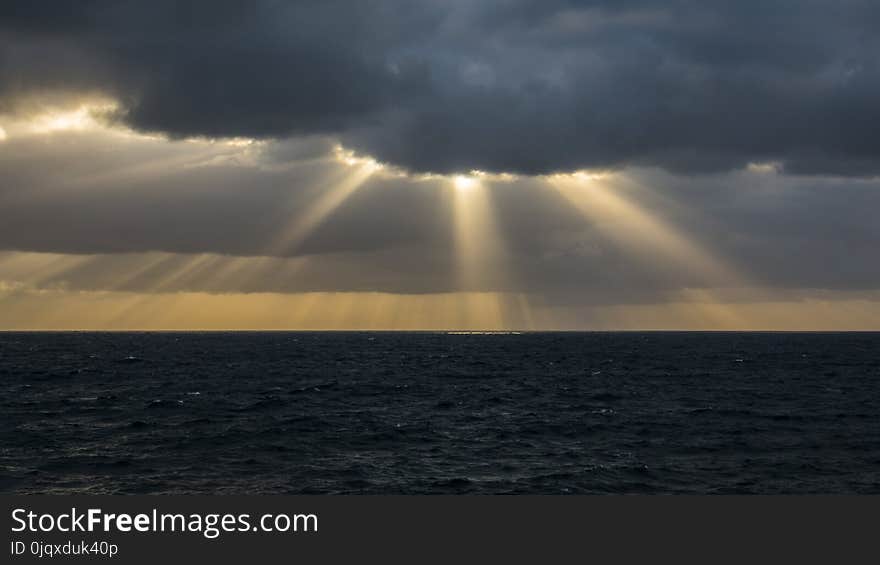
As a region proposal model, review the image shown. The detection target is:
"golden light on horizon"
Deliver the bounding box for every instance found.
[1,276,880,331]
[1,249,879,330]
[0,283,537,330]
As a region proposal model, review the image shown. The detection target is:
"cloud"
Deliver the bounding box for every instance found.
[2,1,880,175]
[1,124,879,302]
[1,0,879,329]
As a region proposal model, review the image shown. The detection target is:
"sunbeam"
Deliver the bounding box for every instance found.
[450,175,510,292]
[267,160,379,256]
[0,288,542,330]
[548,172,752,326]
[549,173,741,285]
[0,252,91,287]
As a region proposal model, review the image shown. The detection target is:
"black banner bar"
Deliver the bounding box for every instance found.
[2,496,877,563]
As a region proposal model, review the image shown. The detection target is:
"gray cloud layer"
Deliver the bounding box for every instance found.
[1,130,879,301]
[3,1,880,175]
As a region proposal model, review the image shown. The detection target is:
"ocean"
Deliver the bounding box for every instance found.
[2,331,878,494]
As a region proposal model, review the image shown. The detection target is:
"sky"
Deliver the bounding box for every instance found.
[1,0,879,330]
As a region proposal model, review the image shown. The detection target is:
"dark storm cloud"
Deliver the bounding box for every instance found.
[3,1,880,175]
[0,1,433,133]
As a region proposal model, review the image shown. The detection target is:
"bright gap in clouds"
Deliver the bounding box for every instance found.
[8,101,119,135]
[454,175,477,191]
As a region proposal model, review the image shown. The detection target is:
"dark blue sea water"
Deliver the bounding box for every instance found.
[1,331,879,494]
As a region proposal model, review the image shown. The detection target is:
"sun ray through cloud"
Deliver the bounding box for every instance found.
[450,174,511,293]
[547,171,753,327]
[266,159,380,257]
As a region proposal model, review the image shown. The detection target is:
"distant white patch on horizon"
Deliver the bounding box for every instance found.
[747,161,783,174]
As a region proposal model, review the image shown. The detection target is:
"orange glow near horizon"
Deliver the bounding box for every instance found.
[0,282,879,330]
[1,250,879,330]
